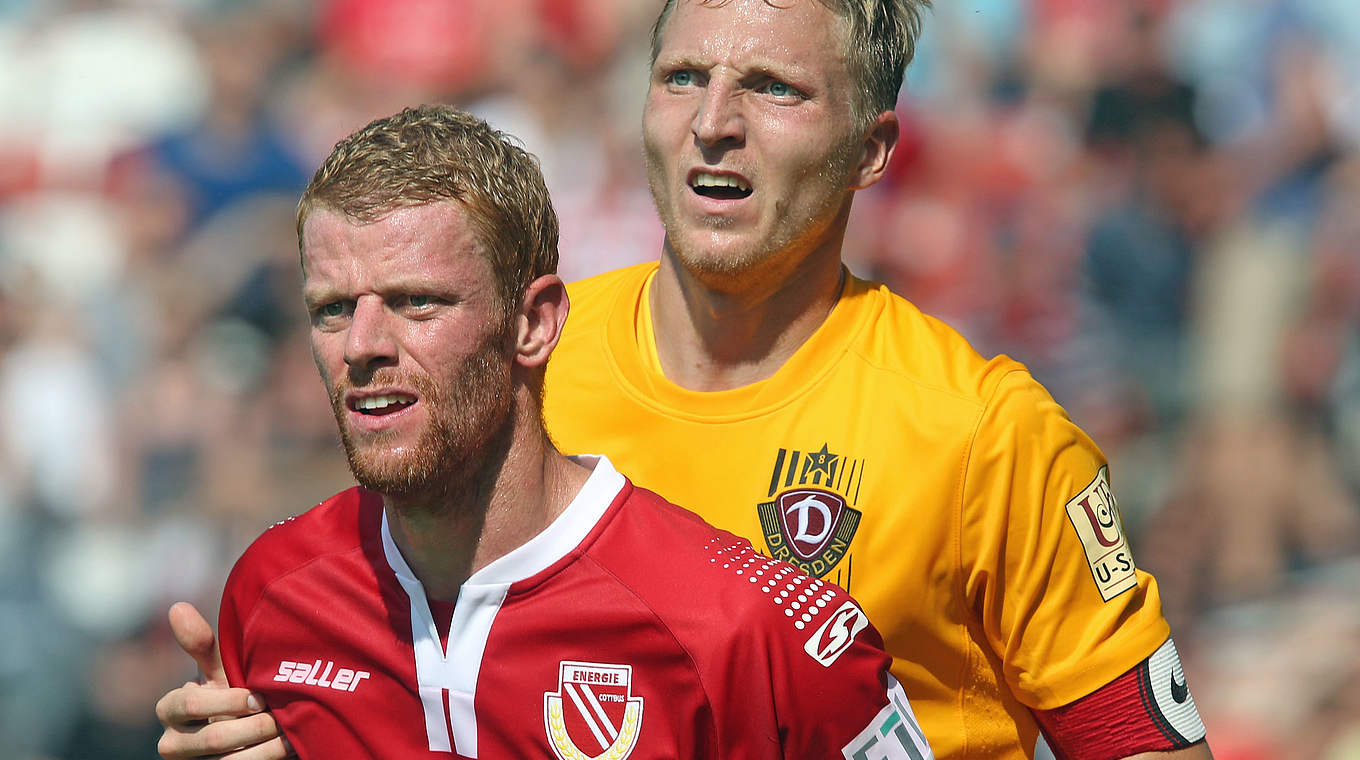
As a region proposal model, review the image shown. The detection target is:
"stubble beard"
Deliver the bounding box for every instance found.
[329,333,514,507]
[644,137,860,288]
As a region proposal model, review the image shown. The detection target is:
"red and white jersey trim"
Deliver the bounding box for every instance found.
[379,454,627,757]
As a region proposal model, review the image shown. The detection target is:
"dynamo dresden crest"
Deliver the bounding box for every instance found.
[544,661,643,760]
[758,444,864,581]
[759,488,861,578]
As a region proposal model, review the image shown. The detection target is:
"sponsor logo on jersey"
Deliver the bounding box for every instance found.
[544,661,643,760]
[842,677,934,759]
[757,444,863,584]
[1063,466,1137,601]
[804,600,870,666]
[1139,638,1206,744]
[272,658,371,692]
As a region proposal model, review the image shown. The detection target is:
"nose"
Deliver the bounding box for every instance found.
[692,80,743,147]
[343,296,397,373]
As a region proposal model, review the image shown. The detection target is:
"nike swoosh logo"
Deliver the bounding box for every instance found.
[1170,672,1189,704]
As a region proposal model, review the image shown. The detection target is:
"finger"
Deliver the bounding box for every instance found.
[169,601,228,686]
[157,682,265,727]
[158,710,283,759]
[220,735,296,760]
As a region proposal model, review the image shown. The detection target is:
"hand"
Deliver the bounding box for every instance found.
[155,602,295,759]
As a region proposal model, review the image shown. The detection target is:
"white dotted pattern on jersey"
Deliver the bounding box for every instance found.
[703,537,842,632]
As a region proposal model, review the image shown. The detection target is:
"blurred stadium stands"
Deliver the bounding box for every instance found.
[0,0,1355,757]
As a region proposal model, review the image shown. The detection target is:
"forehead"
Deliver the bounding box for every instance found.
[657,0,849,65]
[300,202,492,286]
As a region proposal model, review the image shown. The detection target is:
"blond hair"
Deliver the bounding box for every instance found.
[650,0,930,128]
[297,105,558,320]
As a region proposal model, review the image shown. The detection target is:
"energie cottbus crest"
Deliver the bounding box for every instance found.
[544,661,643,760]
[758,443,863,585]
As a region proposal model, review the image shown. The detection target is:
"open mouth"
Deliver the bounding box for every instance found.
[349,393,416,416]
[691,172,752,200]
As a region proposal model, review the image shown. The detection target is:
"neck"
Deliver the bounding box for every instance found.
[650,227,848,392]
[381,403,591,601]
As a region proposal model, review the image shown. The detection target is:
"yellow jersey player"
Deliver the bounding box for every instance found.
[545,264,1204,759]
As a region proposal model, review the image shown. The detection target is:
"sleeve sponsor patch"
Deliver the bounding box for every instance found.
[841,677,934,760]
[804,600,869,666]
[1063,465,1137,600]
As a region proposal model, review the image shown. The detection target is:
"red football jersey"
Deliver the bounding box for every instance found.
[220,456,934,759]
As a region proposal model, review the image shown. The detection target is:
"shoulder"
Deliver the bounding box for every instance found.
[565,262,656,300]
[583,485,921,756]
[852,282,1099,471]
[224,487,376,604]
[550,263,654,387]
[563,263,655,324]
[845,274,1034,411]
[592,485,880,662]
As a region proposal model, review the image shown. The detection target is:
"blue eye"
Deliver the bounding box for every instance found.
[408,295,430,308]
[670,70,694,86]
[766,81,795,97]
[321,302,345,317]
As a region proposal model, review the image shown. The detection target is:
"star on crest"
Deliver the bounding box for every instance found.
[807,443,838,478]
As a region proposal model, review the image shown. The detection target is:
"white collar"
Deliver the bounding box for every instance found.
[381,454,626,590]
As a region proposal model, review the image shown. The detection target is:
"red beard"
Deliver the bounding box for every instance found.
[328,334,513,503]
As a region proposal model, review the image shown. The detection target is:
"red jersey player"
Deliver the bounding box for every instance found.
[190,105,931,760]
[220,456,928,758]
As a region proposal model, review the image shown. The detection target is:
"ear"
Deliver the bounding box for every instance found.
[514,274,569,369]
[850,110,900,191]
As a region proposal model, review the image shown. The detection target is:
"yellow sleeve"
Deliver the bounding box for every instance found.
[960,368,1170,709]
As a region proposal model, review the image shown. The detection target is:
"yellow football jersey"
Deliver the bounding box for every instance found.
[544,263,1172,759]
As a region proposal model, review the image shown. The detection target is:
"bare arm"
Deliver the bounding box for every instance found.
[155,602,295,760]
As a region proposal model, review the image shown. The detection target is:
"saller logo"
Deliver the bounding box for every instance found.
[804,600,869,666]
[273,658,370,693]
[758,444,864,584]
[1064,465,1137,600]
[544,661,643,760]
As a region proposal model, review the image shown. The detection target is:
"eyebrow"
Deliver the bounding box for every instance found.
[653,52,707,70]
[655,52,818,85]
[301,285,344,309]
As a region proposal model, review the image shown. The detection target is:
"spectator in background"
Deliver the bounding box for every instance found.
[1082,48,1213,428]
[125,4,311,234]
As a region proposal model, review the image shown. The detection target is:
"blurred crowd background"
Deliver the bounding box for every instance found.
[0,0,1357,757]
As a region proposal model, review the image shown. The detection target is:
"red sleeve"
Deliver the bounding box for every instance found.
[778,599,932,759]
[706,570,935,759]
[217,552,255,688]
[214,491,359,690]
[217,510,307,689]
